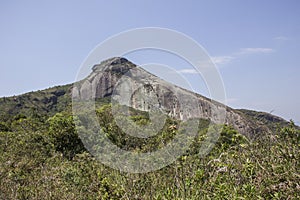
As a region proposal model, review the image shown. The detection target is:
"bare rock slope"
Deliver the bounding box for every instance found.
[73,57,274,137]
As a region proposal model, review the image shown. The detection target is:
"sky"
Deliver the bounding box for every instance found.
[0,0,300,124]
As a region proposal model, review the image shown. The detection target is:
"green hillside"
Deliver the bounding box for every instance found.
[0,84,299,199]
[0,84,72,123]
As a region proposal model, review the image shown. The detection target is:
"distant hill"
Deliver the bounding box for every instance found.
[0,84,72,122]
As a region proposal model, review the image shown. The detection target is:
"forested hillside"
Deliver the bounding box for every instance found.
[0,90,299,199]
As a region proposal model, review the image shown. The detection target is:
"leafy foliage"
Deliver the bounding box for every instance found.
[47,113,85,159]
[0,103,299,199]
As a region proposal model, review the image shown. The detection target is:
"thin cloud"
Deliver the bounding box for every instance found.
[226,98,238,104]
[178,47,275,72]
[177,69,199,74]
[238,48,274,54]
[274,36,289,41]
[211,56,235,65]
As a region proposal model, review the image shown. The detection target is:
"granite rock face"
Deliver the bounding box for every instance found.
[73,57,266,136]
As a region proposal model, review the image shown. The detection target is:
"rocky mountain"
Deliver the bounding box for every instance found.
[72,57,288,137]
[0,57,290,136]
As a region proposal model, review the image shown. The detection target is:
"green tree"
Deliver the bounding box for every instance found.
[48,112,85,159]
[0,121,10,132]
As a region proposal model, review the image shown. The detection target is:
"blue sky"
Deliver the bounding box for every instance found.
[0,0,300,124]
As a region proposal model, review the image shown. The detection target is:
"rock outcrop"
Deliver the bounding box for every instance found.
[73,57,268,136]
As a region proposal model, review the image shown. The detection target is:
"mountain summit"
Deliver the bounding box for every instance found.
[92,57,136,72]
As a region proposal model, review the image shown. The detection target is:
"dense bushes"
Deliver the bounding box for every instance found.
[47,113,85,159]
[0,105,299,199]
